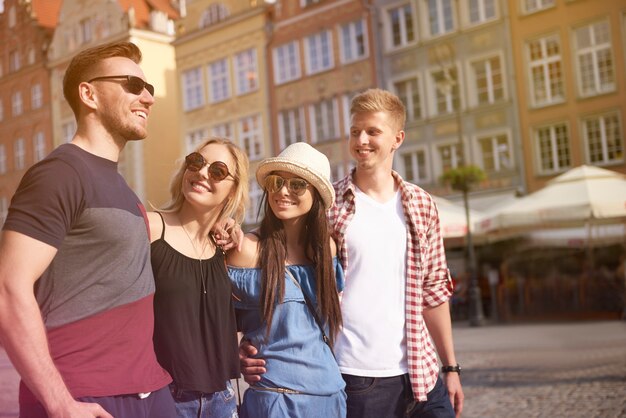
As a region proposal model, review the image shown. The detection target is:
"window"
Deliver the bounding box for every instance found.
[309,99,339,143]
[478,134,512,172]
[235,49,258,95]
[468,0,496,25]
[527,35,564,107]
[185,128,208,153]
[426,0,455,37]
[536,123,570,173]
[200,3,229,28]
[62,120,76,143]
[438,143,463,171]
[0,197,7,226]
[388,4,415,48]
[342,91,361,137]
[305,31,334,75]
[273,42,301,85]
[393,77,422,121]
[33,132,46,163]
[31,84,43,109]
[401,148,429,183]
[28,47,36,64]
[8,6,16,27]
[245,181,264,225]
[340,20,368,63]
[0,145,6,174]
[583,112,623,165]
[575,20,615,97]
[208,59,230,103]
[14,138,26,170]
[79,18,93,45]
[432,67,460,115]
[300,0,321,6]
[278,108,305,150]
[239,115,263,160]
[331,164,348,183]
[12,91,23,116]
[471,56,503,105]
[182,67,205,111]
[523,0,554,14]
[9,50,20,72]
[212,122,232,139]
[0,100,3,122]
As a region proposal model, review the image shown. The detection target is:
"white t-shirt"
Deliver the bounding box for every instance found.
[334,187,408,377]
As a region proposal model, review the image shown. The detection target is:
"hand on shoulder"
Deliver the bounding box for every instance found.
[226,231,260,268]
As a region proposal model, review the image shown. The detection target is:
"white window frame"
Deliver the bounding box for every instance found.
[62,120,76,143]
[305,30,334,75]
[199,3,229,28]
[534,122,571,175]
[339,19,369,64]
[273,42,301,85]
[422,0,456,38]
[464,0,497,27]
[239,114,263,161]
[399,145,430,184]
[79,18,93,45]
[0,100,4,122]
[33,131,46,163]
[468,54,505,107]
[384,3,417,50]
[392,75,423,122]
[208,58,231,103]
[582,111,623,165]
[9,49,20,72]
[245,180,263,225]
[185,128,209,153]
[309,98,340,143]
[278,107,306,150]
[300,0,321,7]
[12,91,23,116]
[522,0,555,15]
[235,49,258,96]
[31,84,43,109]
[211,122,232,139]
[527,34,564,108]
[14,138,26,170]
[433,140,464,178]
[8,6,16,28]
[181,67,205,111]
[0,196,7,226]
[428,65,462,117]
[475,131,513,173]
[574,19,615,98]
[0,145,6,174]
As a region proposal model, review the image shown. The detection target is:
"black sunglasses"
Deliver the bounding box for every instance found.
[88,75,155,96]
[264,174,309,196]
[185,152,235,181]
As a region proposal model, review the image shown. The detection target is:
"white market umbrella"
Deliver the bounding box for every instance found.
[433,196,484,239]
[477,165,626,235]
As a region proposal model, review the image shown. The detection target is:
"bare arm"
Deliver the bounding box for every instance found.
[423,301,464,417]
[0,231,112,418]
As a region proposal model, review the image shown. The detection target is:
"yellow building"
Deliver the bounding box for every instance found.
[509,0,626,192]
[46,0,181,206]
[173,0,272,226]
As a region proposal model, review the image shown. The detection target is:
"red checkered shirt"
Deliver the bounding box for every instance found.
[328,170,453,402]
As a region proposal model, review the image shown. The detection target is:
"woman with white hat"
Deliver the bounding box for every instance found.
[227,142,346,417]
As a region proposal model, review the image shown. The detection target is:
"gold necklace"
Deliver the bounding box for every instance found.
[180,218,210,294]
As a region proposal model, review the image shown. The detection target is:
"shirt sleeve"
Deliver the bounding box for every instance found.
[3,158,84,249]
[421,196,453,308]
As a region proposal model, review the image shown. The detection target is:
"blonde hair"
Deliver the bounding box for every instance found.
[350,88,406,131]
[160,137,249,224]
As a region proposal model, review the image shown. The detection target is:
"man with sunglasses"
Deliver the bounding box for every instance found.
[0,41,174,418]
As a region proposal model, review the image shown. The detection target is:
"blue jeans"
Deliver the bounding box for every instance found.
[170,380,239,418]
[343,374,454,418]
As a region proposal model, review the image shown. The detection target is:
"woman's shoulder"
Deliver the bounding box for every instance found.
[146,211,165,243]
[226,232,260,268]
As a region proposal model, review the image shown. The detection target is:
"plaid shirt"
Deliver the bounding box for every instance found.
[328,170,453,402]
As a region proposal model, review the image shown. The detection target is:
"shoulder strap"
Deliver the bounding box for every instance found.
[284,268,334,357]
[155,211,166,240]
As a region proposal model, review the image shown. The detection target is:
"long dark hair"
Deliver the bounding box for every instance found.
[257,187,342,346]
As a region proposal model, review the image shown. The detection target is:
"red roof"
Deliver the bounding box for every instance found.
[30,0,63,29]
[117,0,179,29]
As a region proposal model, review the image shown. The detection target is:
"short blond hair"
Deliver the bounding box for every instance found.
[350,88,406,131]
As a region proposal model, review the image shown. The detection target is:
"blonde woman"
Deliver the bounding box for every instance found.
[148,137,248,418]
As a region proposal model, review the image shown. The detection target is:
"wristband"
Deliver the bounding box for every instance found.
[441,364,461,375]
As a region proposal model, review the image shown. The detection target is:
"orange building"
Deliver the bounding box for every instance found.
[508,0,626,192]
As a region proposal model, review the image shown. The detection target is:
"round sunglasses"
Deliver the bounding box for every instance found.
[264,174,309,196]
[88,75,155,97]
[184,152,235,181]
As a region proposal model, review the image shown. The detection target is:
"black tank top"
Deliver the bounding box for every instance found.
[151,212,239,393]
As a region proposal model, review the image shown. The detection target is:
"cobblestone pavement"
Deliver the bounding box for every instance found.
[455,320,626,418]
[1,320,625,417]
